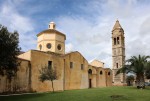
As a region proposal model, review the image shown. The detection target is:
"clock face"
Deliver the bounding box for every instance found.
[47,43,51,49]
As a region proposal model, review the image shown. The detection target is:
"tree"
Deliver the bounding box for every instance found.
[39,66,58,92]
[0,24,20,81]
[145,61,150,79]
[116,55,150,89]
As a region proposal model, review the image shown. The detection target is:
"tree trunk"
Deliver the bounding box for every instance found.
[51,80,54,93]
[136,74,145,89]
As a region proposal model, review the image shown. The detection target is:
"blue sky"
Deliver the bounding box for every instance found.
[0,0,150,68]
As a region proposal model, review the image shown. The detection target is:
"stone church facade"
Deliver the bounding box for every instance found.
[0,21,118,93]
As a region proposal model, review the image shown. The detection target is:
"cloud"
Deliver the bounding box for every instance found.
[0,0,36,51]
[56,0,150,68]
[1,0,150,68]
[65,43,74,53]
[56,15,112,67]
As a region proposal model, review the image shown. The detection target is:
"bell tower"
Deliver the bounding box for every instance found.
[112,20,126,86]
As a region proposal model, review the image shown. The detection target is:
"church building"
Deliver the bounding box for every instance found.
[0,20,125,93]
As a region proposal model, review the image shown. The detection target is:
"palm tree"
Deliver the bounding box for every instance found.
[145,61,150,79]
[116,55,150,89]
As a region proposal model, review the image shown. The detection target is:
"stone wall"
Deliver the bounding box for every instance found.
[0,50,113,94]
[105,68,113,86]
[88,66,112,88]
[30,50,64,92]
[97,67,107,87]
[63,52,89,90]
[0,59,31,93]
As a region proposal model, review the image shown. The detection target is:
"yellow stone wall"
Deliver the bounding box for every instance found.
[97,67,107,87]
[30,50,64,92]
[37,33,56,52]
[0,50,112,93]
[88,65,97,88]
[88,65,112,88]
[18,50,31,61]
[105,68,113,86]
[0,59,31,93]
[63,52,89,90]
[90,60,104,68]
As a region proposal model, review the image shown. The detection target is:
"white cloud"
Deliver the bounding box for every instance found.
[1,0,150,68]
[56,0,150,68]
[65,43,74,53]
[0,0,36,51]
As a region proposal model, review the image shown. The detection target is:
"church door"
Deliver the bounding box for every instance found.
[89,79,92,88]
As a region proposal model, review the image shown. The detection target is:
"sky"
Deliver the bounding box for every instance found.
[0,0,150,68]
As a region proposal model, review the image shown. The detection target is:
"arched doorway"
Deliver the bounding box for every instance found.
[88,69,92,88]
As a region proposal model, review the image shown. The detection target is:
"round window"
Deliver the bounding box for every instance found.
[39,44,42,50]
[57,44,62,50]
[47,43,51,49]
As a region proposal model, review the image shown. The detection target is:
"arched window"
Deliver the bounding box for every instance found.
[88,69,92,74]
[114,38,116,45]
[117,37,119,44]
[108,72,110,75]
[116,63,118,68]
[100,71,103,75]
[39,44,42,50]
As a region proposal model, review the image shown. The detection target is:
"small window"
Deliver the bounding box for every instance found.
[70,62,73,69]
[88,69,92,74]
[53,25,55,29]
[116,63,118,68]
[117,37,119,44]
[114,38,116,45]
[100,71,103,75]
[81,64,84,70]
[39,44,42,50]
[57,44,62,50]
[48,61,52,69]
[108,72,110,75]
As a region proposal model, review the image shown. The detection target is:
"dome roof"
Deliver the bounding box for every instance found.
[37,29,66,40]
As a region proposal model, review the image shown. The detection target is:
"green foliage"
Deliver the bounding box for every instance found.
[145,62,150,79]
[116,55,150,75]
[39,66,57,82]
[116,55,150,88]
[0,24,21,79]
[39,66,57,92]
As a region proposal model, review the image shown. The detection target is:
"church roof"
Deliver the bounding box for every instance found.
[37,29,66,40]
[112,20,123,31]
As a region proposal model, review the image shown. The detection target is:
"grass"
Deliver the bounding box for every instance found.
[0,86,150,101]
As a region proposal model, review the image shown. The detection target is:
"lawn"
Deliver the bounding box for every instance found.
[0,86,150,101]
